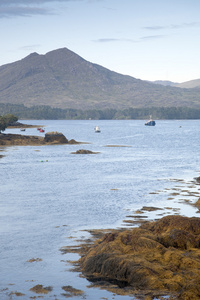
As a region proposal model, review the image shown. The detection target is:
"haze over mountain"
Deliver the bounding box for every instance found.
[152,80,178,87]
[153,79,200,89]
[175,79,200,89]
[0,48,200,110]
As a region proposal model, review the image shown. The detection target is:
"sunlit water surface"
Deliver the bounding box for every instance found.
[0,120,200,299]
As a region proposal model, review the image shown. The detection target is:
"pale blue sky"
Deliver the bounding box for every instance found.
[1,0,200,82]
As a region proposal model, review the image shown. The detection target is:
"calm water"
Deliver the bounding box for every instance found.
[0,120,200,299]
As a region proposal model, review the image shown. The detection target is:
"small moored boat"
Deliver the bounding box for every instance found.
[94,126,101,133]
[20,128,26,131]
[145,116,156,126]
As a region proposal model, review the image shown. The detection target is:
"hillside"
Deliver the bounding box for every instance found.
[0,48,200,110]
[152,78,200,89]
[152,80,178,87]
[175,78,200,89]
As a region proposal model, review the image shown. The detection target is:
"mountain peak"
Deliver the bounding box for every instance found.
[0,47,199,110]
[24,52,39,59]
[45,47,85,62]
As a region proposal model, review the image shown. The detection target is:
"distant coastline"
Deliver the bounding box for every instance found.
[7,121,43,129]
[1,103,200,120]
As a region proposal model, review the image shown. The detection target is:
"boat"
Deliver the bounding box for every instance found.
[145,116,156,126]
[20,128,26,131]
[40,129,45,133]
[94,126,101,133]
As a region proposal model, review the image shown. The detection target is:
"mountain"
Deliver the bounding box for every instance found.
[175,79,200,89]
[152,80,178,87]
[0,47,200,110]
[152,79,200,89]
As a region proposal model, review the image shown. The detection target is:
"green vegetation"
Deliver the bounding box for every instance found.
[0,113,18,132]
[0,103,200,120]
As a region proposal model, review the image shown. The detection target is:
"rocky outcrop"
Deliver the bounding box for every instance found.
[195,198,200,207]
[44,131,69,144]
[8,121,39,128]
[0,132,79,146]
[196,176,200,184]
[71,149,99,154]
[78,215,200,299]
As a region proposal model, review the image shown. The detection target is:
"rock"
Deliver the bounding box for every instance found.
[78,215,200,299]
[0,133,44,146]
[195,176,200,183]
[195,198,200,207]
[44,131,68,144]
[68,139,80,144]
[61,285,84,296]
[141,206,163,212]
[71,149,99,154]
[29,285,52,294]
[27,258,42,263]
[0,132,79,146]
[142,215,200,235]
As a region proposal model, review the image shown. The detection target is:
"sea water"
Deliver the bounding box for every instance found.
[0,120,200,299]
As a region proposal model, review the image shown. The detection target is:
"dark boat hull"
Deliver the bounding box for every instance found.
[145,120,156,126]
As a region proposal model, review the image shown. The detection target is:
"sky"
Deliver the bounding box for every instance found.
[0,0,200,83]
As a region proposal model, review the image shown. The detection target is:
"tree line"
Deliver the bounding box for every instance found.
[0,113,18,132]
[0,103,200,120]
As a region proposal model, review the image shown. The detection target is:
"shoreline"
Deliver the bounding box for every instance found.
[61,176,200,300]
[7,121,44,129]
[0,132,83,147]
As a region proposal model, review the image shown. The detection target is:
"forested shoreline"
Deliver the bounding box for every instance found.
[1,103,200,120]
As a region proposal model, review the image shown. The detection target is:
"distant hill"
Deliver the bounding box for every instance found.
[152,78,200,89]
[175,79,200,89]
[0,47,200,110]
[152,80,178,87]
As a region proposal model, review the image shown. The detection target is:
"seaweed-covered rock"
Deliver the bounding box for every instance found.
[0,133,43,146]
[79,215,200,299]
[71,149,98,154]
[30,284,53,294]
[68,139,80,144]
[0,132,80,146]
[196,176,200,183]
[44,131,68,144]
[142,215,200,235]
[194,198,200,207]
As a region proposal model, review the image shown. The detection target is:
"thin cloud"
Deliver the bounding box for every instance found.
[140,35,166,40]
[93,36,165,43]
[20,44,41,51]
[144,26,166,30]
[0,0,83,18]
[0,6,51,17]
[171,22,200,29]
[0,0,73,4]
[93,38,136,43]
[144,22,200,30]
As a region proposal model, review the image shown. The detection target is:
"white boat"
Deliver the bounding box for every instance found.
[94,126,101,133]
[20,128,26,131]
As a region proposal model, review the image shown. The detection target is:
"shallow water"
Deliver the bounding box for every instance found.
[0,120,200,299]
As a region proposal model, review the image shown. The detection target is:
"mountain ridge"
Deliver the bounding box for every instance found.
[152,79,200,89]
[0,47,199,110]
[175,78,200,89]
